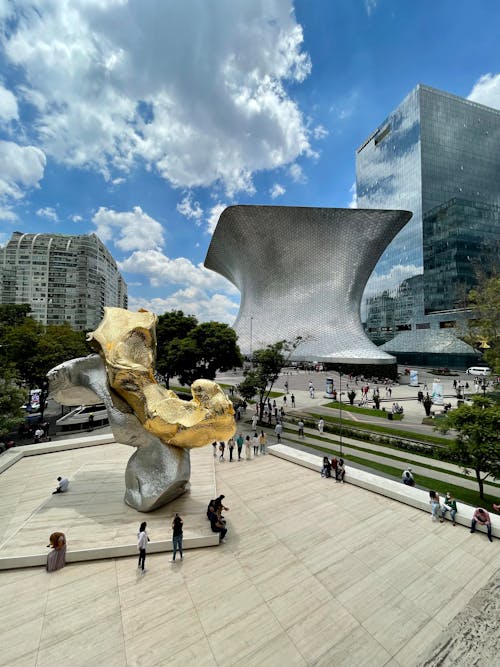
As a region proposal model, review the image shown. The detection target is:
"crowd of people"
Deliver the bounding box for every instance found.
[320,456,346,482]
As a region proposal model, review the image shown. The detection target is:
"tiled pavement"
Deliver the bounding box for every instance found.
[0,441,498,666]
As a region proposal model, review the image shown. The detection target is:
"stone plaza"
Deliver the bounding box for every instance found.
[0,417,498,666]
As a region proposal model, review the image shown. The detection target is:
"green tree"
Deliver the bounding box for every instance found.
[0,303,32,328]
[177,322,242,386]
[1,318,89,387]
[156,311,199,388]
[0,363,27,436]
[156,311,242,388]
[238,337,303,422]
[436,395,500,499]
[467,275,500,373]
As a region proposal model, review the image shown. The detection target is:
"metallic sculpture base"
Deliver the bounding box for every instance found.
[48,355,191,512]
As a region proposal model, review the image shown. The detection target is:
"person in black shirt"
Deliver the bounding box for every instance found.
[171,513,183,561]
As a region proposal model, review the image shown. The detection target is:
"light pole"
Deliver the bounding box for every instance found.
[249,316,253,364]
[339,370,343,457]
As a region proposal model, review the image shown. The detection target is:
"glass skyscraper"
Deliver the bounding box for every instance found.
[356,84,500,345]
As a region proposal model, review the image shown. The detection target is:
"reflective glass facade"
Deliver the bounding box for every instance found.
[356,84,500,344]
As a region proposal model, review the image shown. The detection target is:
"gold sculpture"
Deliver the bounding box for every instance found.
[87,307,235,448]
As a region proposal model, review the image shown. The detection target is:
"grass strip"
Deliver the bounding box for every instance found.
[307,411,451,446]
[297,430,500,489]
[323,401,404,419]
[283,436,499,509]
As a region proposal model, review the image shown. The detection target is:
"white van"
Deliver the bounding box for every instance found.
[465,366,491,376]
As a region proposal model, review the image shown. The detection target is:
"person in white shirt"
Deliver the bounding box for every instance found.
[318,418,324,434]
[52,476,69,494]
[137,521,150,572]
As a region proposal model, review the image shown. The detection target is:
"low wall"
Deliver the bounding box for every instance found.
[268,444,499,539]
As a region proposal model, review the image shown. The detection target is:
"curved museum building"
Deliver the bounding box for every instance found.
[204,205,412,367]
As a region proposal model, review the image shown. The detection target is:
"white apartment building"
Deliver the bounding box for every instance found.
[0,232,127,330]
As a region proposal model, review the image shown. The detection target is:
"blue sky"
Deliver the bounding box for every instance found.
[1,0,499,323]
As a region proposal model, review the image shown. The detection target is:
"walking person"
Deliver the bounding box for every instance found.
[137,521,150,572]
[251,414,258,430]
[245,434,252,460]
[219,441,225,461]
[274,421,283,442]
[228,437,235,462]
[236,433,244,460]
[259,430,267,454]
[252,432,259,456]
[291,394,296,408]
[171,513,183,561]
[318,418,324,435]
[297,420,305,438]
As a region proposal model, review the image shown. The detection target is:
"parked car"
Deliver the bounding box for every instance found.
[465,366,492,376]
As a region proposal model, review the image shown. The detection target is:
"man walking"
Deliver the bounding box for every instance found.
[274,422,283,442]
[318,418,324,434]
[236,433,244,460]
[298,420,305,438]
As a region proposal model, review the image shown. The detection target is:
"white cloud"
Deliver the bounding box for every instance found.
[467,73,500,109]
[0,206,18,221]
[348,182,357,209]
[365,0,378,15]
[92,206,164,251]
[289,163,306,183]
[313,124,328,140]
[4,1,313,195]
[206,202,227,234]
[0,140,46,200]
[0,84,18,122]
[119,248,237,294]
[128,288,239,325]
[0,232,9,246]
[177,193,203,222]
[364,264,422,300]
[270,183,285,199]
[71,214,83,222]
[36,206,58,222]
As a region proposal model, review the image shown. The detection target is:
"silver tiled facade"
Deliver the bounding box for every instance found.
[0,232,127,330]
[357,84,500,344]
[204,205,411,365]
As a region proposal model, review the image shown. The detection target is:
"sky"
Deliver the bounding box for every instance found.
[1,0,500,325]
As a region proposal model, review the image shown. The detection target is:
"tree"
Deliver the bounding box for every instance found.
[156,311,242,387]
[436,395,500,499]
[238,337,303,423]
[0,363,27,436]
[467,275,500,373]
[156,310,198,388]
[1,318,89,387]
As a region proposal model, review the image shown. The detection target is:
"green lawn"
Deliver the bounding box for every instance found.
[306,411,451,446]
[323,400,404,419]
[284,435,499,509]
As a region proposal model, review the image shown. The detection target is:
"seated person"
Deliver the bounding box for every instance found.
[402,468,415,486]
[321,456,332,478]
[441,492,458,525]
[207,506,228,542]
[470,508,493,542]
[212,495,229,517]
[52,476,69,494]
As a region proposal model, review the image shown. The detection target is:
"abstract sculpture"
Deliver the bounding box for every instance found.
[205,205,413,365]
[48,307,235,512]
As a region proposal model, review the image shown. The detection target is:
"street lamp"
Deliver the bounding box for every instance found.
[339,370,343,457]
[249,316,253,365]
